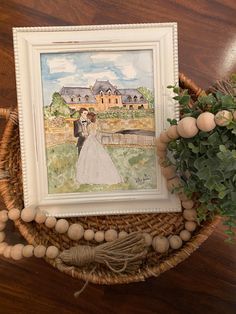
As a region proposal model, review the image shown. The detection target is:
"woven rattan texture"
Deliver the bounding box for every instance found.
[0,74,220,284]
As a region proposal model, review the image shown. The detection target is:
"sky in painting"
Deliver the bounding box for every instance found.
[40,50,154,106]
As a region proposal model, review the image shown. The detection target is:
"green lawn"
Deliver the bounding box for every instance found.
[46,143,157,194]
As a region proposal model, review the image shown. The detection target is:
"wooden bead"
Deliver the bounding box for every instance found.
[143,233,152,246]
[11,244,24,260]
[152,236,169,253]
[105,229,118,242]
[183,209,197,221]
[197,112,216,132]
[22,245,34,258]
[118,231,128,239]
[215,110,233,126]
[34,245,46,258]
[84,229,94,241]
[167,125,179,139]
[55,219,69,234]
[233,111,236,121]
[161,165,176,180]
[159,131,171,143]
[167,177,181,192]
[67,223,84,240]
[45,216,57,229]
[169,235,183,249]
[0,242,7,254]
[0,231,5,243]
[0,210,8,223]
[21,206,36,222]
[177,117,199,138]
[35,211,47,224]
[185,221,197,232]
[178,192,189,202]
[94,231,105,243]
[46,246,59,259]
[8,208,21,221]
[3,245,12,258]
[0,222,6,231]
[180,230,192,241]
[182,200,194,209]
[156,138,167,151]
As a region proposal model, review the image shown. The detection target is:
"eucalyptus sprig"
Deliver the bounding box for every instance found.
[167,76,236,242]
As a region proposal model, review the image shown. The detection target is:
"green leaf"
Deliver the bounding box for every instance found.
[179,95,190,106]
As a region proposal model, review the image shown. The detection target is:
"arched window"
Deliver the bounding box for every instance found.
[100,91,104,96]
[127,95,132,102]
[101,97,104,104]
[114,90,119,95]
[108,98,111,104]
[140,96,144,101]
[85,95,89,101]
[77,94,81,102]
[108,90,111,96]
[133,95,138,102]
[115,98,118,104]
[70,97,74,102]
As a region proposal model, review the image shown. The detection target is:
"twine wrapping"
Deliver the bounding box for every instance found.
[56,232,148,274]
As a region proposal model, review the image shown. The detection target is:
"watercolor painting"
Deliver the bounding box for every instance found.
[40,50,157,194]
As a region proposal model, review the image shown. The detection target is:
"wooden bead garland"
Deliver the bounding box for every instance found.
[46,246,59,259]
[0,231,5,243]
[0,210,8,223]
[94,231,105,243]
[152,236,169,253]
[55,219,69,234]
[0,222,6,231]
[196,112,216,132]
[45,216,57,228]
[105,229,118,242]
[35,211,47,224]
[21,206,36,222]
[84,229,94,241]
[118,231,128,239]
[8,208,20,221]
[67,223,84,240]
[177,117,199,138]
[169,235,183,250]
[34,245,47,258]
[11,244,24,260]
[22,245,34,258]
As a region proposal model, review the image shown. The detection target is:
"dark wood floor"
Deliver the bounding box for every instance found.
[0,1,236,313]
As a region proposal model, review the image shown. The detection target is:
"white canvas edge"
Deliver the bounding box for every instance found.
[13,22,180,217]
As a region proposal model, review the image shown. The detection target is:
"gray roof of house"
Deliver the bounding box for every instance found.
[92,80,121,95]
[118,89,147,104]
[60,87,96,104]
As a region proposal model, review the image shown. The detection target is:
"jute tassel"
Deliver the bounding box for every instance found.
[56,232,148,274]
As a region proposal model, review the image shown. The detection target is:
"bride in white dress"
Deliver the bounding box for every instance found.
[76,112,123,185]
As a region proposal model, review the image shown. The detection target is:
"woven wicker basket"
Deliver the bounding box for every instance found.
[0,73,220,285]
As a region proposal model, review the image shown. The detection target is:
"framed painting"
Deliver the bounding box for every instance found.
[13,23,181,217]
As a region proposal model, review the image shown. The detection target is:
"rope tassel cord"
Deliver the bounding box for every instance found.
[55,232,148,274]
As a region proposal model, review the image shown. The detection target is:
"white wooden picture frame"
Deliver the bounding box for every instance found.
[13,23,181,217]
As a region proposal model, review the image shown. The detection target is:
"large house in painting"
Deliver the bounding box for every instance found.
[59,80,149,111]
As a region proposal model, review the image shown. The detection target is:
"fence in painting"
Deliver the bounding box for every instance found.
[45,128,155,148]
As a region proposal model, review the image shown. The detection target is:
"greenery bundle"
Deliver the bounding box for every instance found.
[167,75,236,242]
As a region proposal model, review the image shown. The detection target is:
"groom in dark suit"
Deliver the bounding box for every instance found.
[73,108,90,155]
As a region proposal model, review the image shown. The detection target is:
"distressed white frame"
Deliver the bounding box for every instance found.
[13,23,181,217]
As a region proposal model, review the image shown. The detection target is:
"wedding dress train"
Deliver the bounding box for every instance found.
[76,125,123,185]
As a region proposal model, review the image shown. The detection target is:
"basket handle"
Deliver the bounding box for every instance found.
[0,108,11,121]
[0,107,18,124]
[179,73,205,97]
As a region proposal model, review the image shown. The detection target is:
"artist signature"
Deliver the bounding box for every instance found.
[135,174,151,184]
